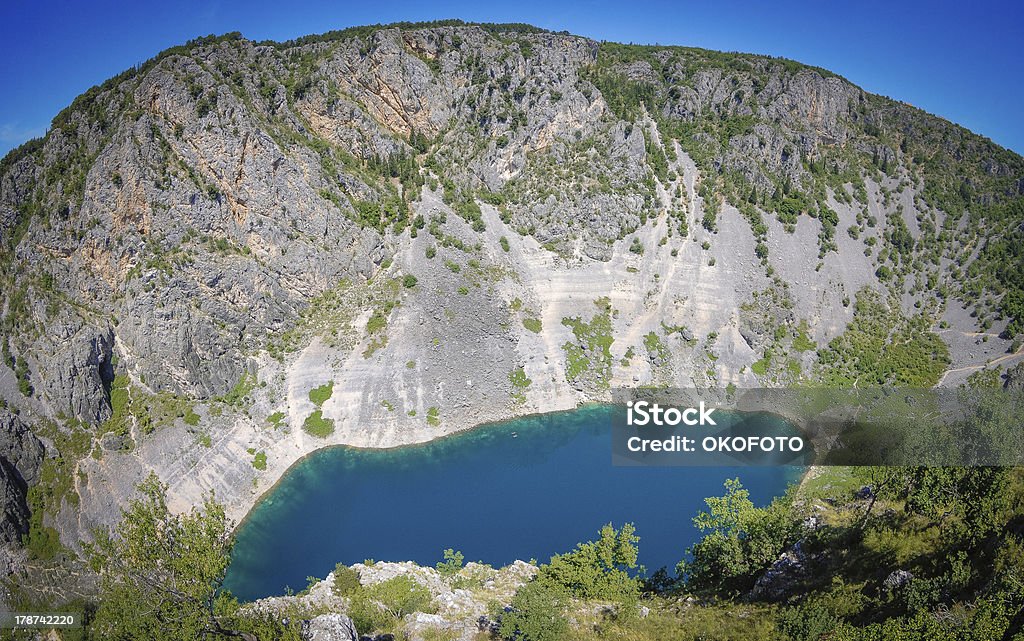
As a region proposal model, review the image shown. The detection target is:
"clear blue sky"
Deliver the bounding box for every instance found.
[2,0,1022,157]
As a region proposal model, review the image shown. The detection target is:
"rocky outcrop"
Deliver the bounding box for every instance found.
[750,540,812,602]
[250,560,537,641]
[883,569,913,591]
[0,411,44,545]
[301,614,358,641]
[0,461,31,544]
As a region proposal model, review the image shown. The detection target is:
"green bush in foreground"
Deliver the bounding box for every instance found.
[498,580,568,641]
[85,474,239,639]
[83,473,306,640]
[537,522,641,606]
[680,478,796,596]
[436,548,464,576]
[332,563,361,596]
[348,575,434,635]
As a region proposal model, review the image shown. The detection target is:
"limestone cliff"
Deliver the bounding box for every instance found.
[0,21,1022,601]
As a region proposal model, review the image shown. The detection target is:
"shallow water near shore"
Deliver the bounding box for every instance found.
[224,404,801,602]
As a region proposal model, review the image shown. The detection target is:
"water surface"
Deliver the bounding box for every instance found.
[225,405,800,601]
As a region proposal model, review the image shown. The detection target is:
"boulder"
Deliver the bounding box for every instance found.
[750,540,810,601]
[883,569,913,591]
[301,614,357,641]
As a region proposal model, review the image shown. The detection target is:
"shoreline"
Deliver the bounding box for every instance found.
[229,400,815,536]
[229,401,608,534]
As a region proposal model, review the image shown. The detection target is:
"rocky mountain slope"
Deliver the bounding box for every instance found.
[0,20,1022,602]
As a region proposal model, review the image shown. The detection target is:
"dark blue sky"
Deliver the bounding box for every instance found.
[2,0,1022,157]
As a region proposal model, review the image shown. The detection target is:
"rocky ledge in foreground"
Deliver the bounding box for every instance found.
[247,559,539,641]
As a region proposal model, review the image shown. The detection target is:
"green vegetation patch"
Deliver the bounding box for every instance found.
[102,373,200,439]
[792,321,817,352]
[217,373,257,408]
[251,451,267,471]
[817,288,950,387]
[522,317,542,333]
[303,410,335,437]
[309,380,334,407]
[265,277,401,359]
[643,331,669,363]
[509,366,532,404]
[560,297,615,387]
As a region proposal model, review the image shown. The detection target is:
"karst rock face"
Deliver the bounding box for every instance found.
[0,22,1021,569]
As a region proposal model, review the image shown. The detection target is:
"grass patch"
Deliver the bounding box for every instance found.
[218,372,257,408]
[643,331,669,363]
[751,356,771,376]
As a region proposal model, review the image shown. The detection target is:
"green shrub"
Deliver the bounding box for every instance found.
[251,451,267,470]
[402,274,418,288]
[309,380,334,407]
[509,367,532,388]
[680,478,797,596]
[332,563,361,596]
[436,549,465,576]
[522,318,542,333]
[219,373,256,407]
[349,576,434,634]
[303,410,335,437]
[536,523,641,607]
[497,580,568,641]
[366,312,388,334]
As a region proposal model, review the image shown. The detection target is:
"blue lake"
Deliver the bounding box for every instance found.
[224,404,801,601]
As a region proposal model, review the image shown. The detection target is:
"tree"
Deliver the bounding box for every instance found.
[498,580,568,641]
[902,467,1008,542]
[86,473,254,640]
[680,478,797,595]
[436,548,464,576]
[536,522,641,605]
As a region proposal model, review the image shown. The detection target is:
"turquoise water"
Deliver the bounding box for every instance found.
[224,405,801,601]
